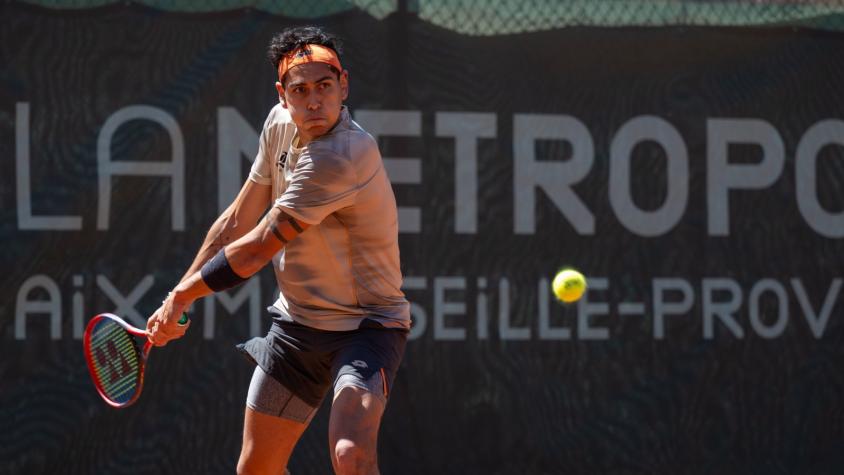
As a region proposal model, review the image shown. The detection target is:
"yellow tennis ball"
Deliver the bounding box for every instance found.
[552,269,587,303]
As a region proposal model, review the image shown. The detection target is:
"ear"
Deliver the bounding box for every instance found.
[339,70,349,101]
[275,81,288,108]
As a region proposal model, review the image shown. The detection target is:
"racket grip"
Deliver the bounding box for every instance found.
[177,313,189,325]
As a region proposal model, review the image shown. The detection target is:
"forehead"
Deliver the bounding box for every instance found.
[284,62,337,85]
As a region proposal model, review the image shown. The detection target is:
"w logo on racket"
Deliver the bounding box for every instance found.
[94,340,132,384]
[83,312,188,408]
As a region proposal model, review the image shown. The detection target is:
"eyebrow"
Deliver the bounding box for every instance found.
[287,76,335,89]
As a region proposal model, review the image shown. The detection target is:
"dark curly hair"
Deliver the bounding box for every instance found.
[268,26,343,86]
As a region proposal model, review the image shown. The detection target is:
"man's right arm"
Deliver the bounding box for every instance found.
[178,179,271,283]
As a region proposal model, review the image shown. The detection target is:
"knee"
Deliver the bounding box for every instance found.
[333,438,376,475]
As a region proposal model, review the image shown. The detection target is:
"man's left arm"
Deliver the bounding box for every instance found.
[148,206,310,346]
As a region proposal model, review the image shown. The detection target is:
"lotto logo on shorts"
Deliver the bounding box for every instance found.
[351,360,368,369]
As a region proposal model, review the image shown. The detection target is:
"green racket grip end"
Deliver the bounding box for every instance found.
[177,313,189,325]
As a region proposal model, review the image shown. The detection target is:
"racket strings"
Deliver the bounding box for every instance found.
[89,320,142,403]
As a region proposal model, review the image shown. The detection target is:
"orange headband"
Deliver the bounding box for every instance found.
[278,44,343,84]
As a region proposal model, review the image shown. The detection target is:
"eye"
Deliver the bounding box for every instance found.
[318,82,331,90]
[292,86,306,94]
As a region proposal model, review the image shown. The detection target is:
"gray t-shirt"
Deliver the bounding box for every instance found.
[249,104,410,331]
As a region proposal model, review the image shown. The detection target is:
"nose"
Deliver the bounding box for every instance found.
[307,92,321,111]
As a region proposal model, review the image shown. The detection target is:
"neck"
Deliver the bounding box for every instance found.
[298,131,315,146]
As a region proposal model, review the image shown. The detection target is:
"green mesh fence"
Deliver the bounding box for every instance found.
[418,0,844,34]
[15,0,844,32]
[18,0,398,18]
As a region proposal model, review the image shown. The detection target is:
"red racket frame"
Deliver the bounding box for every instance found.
[83,313,152,408]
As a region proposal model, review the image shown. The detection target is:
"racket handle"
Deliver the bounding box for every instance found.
[177,313,189,325]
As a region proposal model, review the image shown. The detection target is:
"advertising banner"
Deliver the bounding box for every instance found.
[2,3,843,473]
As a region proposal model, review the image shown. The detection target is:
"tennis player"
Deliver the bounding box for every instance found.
[146,26,410,475]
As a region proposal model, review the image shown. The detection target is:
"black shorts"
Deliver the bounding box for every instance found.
[237,317,408,410]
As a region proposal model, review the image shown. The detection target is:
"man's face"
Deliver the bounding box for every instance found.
[276,62,349,143]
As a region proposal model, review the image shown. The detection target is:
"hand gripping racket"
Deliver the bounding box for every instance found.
[83,312,188,408]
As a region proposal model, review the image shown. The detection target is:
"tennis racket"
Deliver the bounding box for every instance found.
[83,312,188,408]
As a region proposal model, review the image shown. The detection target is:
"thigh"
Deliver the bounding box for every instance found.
[327,329,407,459]
[328,386,386,473]
[240,406,307,475]
[238,366,316,474]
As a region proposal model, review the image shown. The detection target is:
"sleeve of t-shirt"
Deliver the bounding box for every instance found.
[248,111,276,185]
[274,149,359,225]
